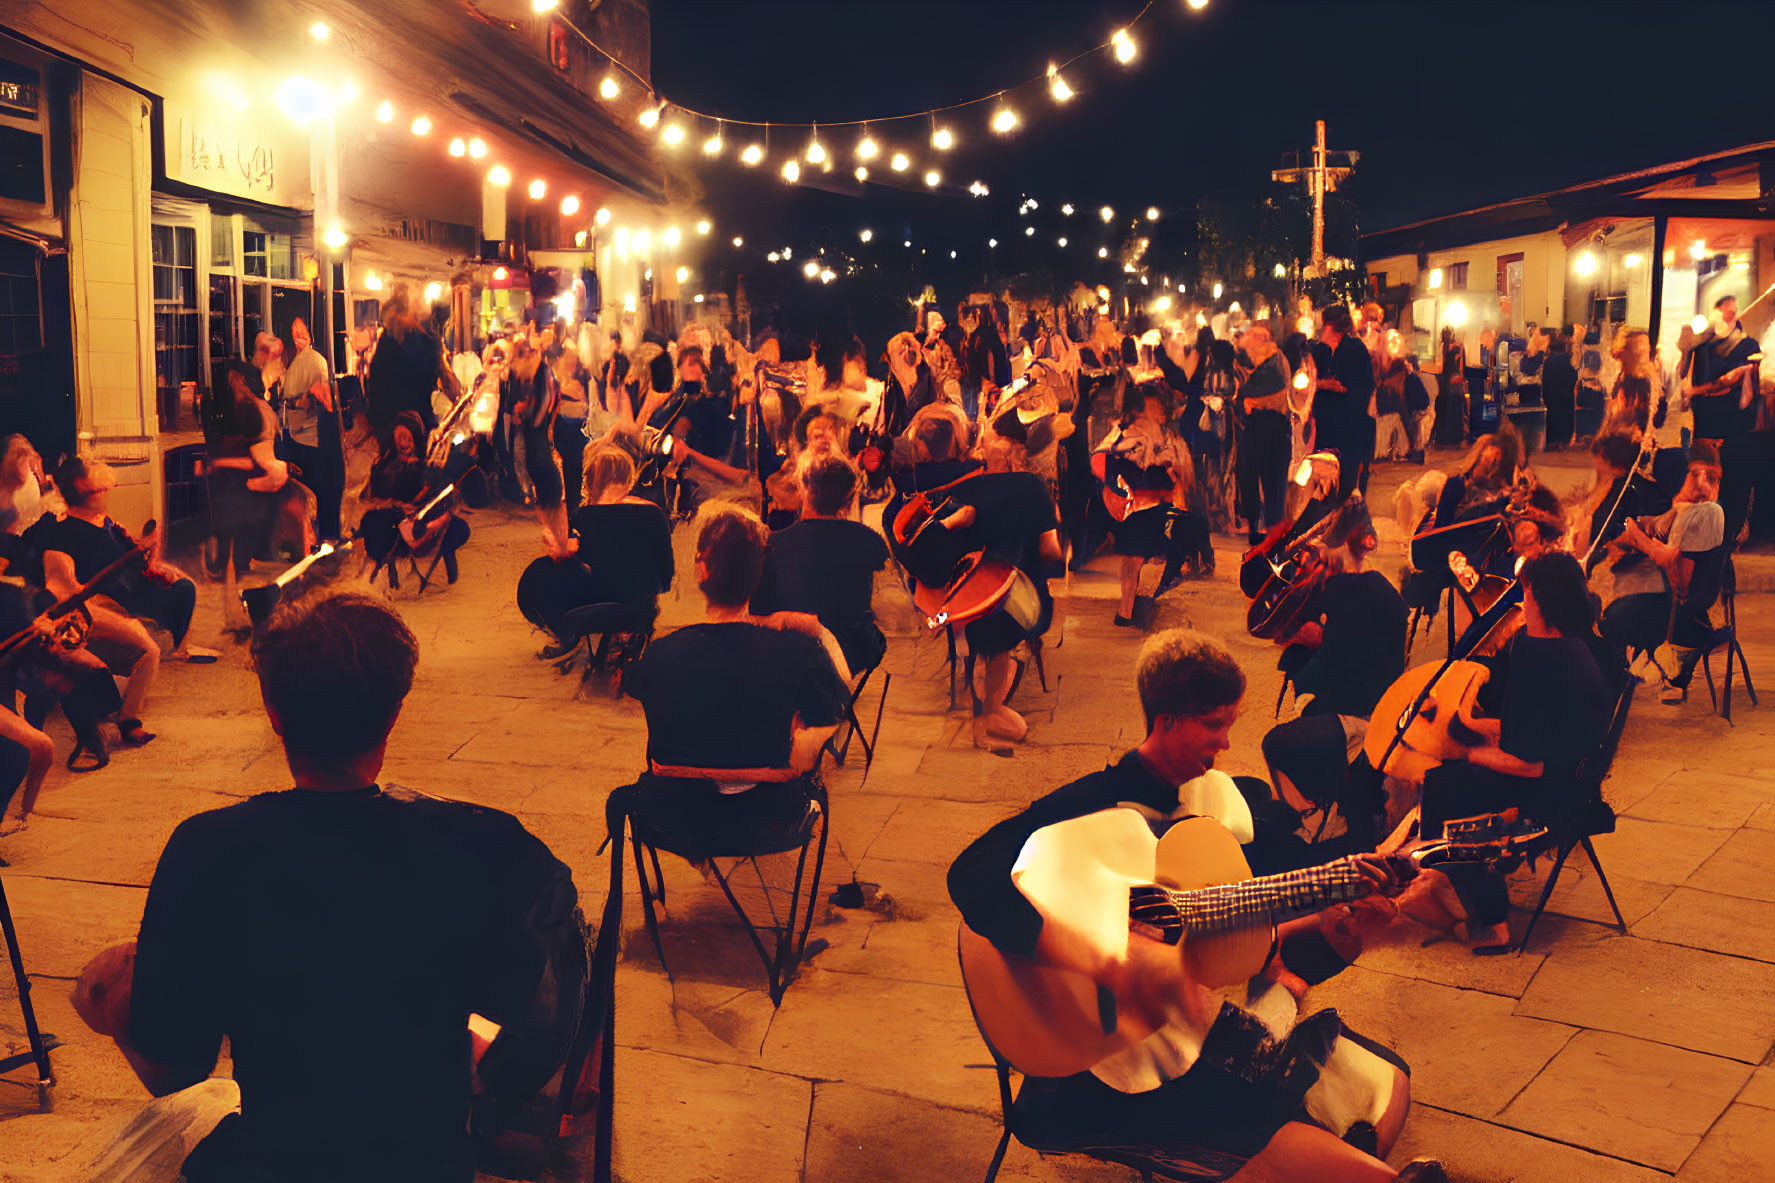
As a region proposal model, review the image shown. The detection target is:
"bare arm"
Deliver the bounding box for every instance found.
[42,549,79,600]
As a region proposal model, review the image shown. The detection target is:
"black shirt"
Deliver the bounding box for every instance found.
[570,501,674,605]
[750,519,890,668]
[1690,333,1760,441]
[1294,570,1407,718]
[1314,336,1376,429]
[625,622,849,771]
[129,786,579,1183]
[1500,634,1611,777]
[39,514,131,583]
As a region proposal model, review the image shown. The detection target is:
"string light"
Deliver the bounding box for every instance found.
[322,226,348,249]
[1112,28,1137,64]
[410,116,431,136]
[932,126,954,151]
[448,138,466,157]
[855,166,869,182]
[806,132,826,164]
[675,266,690,283]
[733,236,743,247]
[1100,206,1115,222]
[741,144,764,166]
[989,238,998,248]
[1027,198,1039,210]
[969,181,990,197]
[662,123,685,146]
[803,261,819,278]
[310,21,330,41]
[600,76,620,100]
[782,159,801,183]
[1098,247,1109,258]
[860,228,873,242]
[488,165,511,186]
[1058,237,1068,247]
[638,104,660,129]
[696,220,711,235]
[891,153,910,172]
[767,251,780,263]
[925,169,941,187]
[1025,227,1035,237]
[527,178,546,199]
[375,101,393,122]
[992,107,1019,134]
[468,137,487,159]
[857,132,879,160]
[1062,204,1074,216]
[703,128,723,155]
[949,251,957,260]
[561,195,580,216]
[820,268,835,284]
[1048,64,1073,103]
[595,207,611,225]
[1146,206,1160,220]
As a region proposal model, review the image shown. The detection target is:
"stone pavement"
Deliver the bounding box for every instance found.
[3,452,1775,1182]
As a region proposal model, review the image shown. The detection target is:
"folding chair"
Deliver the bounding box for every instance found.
[825,665,891,769]
[957,933,1247,1183]
[559,602,655,690]
[616,775,830,1006]
[368,540,449,595]
[1667,548,1758,724]
[1514,681,1634,954]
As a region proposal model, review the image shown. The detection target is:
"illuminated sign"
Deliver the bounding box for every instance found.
[162,104,308,207]
[0,62,37,118]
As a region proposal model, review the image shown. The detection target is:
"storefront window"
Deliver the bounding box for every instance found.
[243,229,268,277]
[0,238,42,354]
[151,224,200,390]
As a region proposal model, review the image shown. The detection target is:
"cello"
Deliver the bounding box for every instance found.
[1241,492,1355,641]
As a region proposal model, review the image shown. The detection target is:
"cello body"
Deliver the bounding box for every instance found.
[1364,659,1492,785]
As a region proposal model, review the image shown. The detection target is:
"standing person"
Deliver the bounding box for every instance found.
[1686,295,1762,549]
[507,334,572,559]
[1542,330,1579,450]
[70,593,585,1183]
[1236,326,1293,546]
[366,285,458,433]
[1313,306,1375,497]
[1432,328,1467,447]
[277,318,344,543]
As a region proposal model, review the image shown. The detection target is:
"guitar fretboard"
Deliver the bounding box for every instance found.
[1131,859,1370,937]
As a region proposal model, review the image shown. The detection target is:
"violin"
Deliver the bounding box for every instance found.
[1240,495,1346,641]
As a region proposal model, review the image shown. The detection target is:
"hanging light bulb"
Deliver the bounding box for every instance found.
[925,169,941,187]
[1112,28,1137,64]
[860,228,874,242]
[855,166,869,182]
[1025,226,1036,237]
[1058,237,1068,247]
[1048,64,1074,103]
[488,165,511,187]
[310,22,330,41]
[932,126,954,151]
[1188,0,1209,9]
[703,131,723,156]
[527,178,547,199]
[989,238,998,248]
[322,226,348,249]
[561,195,580,216]
[375,101,394,122]
[468,137,487,159]
[1062,204,1075,215]
[949,251,957,260]
[767,251,780,263]
[675,266,690,283]
[661,123,685,146]
[1575,252,1597,276]
[600,76,620,101]
[992,107,1019,134]
[806,133,826,165]
[1146,206,1161,221]
[969,181,989,197]
[1212,282,1224,299]
[803,261,819,279]
[531,0,558,11]
[410,116,432,136]
[891,153,910,172]
[659,227,679,248]
[638,104,660,129]
[1690,240,1709,260]
[696,220,711,235]
[820,269,835,284]
[448,138,466,157]
[1027,199,1039,210]
[732,236,743,247]
[1098,247,1108,258]
[782,159,800,183]
[857,132,879,160]
[595,207,611,225]
[741,144,764,166]
[1100,205,1115,223]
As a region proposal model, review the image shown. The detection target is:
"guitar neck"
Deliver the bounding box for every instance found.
[1168,861,1369,935]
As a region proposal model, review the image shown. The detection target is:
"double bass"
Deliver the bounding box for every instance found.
[1240,493,1348,641]
[889,472,1038,633]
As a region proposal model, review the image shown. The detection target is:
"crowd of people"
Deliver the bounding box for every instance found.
[0,264,1762,1183]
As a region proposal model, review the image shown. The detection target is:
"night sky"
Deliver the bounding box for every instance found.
[649,0,1775,337]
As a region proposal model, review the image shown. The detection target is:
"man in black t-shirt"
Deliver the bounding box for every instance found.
[1313,305,1376,498]
[71,594,584,1183]
[751,454,890,674]
[1686,294,1764,547]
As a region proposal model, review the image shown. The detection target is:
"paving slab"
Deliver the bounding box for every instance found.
[1684,825,1775,903]
[1632,886,1775,963]
[1516,935,1775,1063]
[1354,919,1548,999]
[1499,1029,1750,1171]
[1386,1104,1670,1183]
[4,878,145,980]
[864,798,1024,867]
[1624,770,1775,831]
[1674,1101,1775,1180]
[609,1048,809,1183]
[1739,1065,1775,1110]
[1305,966,1576,1119]
[1587,817,1734,885]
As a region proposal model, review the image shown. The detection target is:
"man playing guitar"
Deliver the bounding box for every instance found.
[949,630,1445,1181]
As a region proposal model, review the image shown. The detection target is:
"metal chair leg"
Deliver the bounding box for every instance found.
[1516,841,1576,954]
[1581,837,1628,933]
[1030,641,1049,693]
[632,832,670,976]
[983,1059,1015,1183]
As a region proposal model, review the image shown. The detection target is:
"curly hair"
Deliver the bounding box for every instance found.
[1136,629,1247,732]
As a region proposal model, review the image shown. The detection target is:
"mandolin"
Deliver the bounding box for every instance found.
[959,808,1512,1080]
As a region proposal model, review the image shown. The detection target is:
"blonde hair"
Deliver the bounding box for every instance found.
[583,445,636,504]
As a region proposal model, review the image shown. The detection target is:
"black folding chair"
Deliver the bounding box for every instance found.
[559,602,655,690]
[615,774,830,1006]
[825,665,891,769]
[1514,681,1634,954]
[1668,549,1758,724]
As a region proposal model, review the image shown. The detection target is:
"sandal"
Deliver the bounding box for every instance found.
[66,733,109,773]
[117,719,157,748]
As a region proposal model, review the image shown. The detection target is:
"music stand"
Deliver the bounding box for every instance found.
[0,873,56,1108]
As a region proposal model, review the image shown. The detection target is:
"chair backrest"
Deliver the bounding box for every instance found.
[1575,679,1636,794]
[1681,545,1727,619]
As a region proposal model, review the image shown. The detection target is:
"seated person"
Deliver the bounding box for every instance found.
[520,446,673,659]
[71,593,585,1183]
[1412,552,1614,949]
[0,571,56,838]
[356,411,469,589]
[949,629,1439,1181]
[619,504,849,853]
[1571,431,1646,562]
[0,433,62,536]
[40,457,211,748]
[1599,447,1724,696]
[1262,497,1406,851]
[750,454,889,675]
[1093,383,1205,625]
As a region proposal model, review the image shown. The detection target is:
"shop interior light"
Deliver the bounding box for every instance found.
[1691,315,1710,333]
[468,138,487,159]
[696,220,711,235]
[632,229,649,255]
[1274,263,1287,277]
[663,226,681,247]
[992,108,1018,134]
[1446,301,1468,327]
[694,294,704,303]
[782,159,800,183]
[600,76,620,100]
[1296,314,1314,336]
[1428,267,1443,288]
[309,22,330,41]
[488,165,511,187]
[924,169,941,187]
[1575,252,1597,276]
[890,153,910,172]
[1624,253,1643,268]
[624,293,636,312]
[1097,285,1111,300]
[661,124,685,146]
[424,281,444,302]
[410,115,431,136]
[336,82,359,105]
[527,178,547,199]
[448,138,466,157]
[1100,205,1115,222]
[1112,29,1137,64]
[574,230,587,247]
[932,127,953,150]
[860,228,873,242]
[531,0,558,11]
[365,274,383,292]
[703,132,723,155]
[1142,276,1151,286]
[741,144,764,166]
[1691,240,1709,260]
[675,266,690,283]
[595,207,611,225]
[614,228,630,256]
[560,195,580,216]
[856,134,879,160]
[322,226,348,250]
[1227,299,1239,311]
[855,166,869,182]
[274,76,330,125]
[375,100,394,122]
[1153,296,1172,312]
